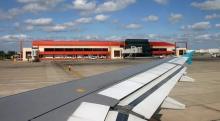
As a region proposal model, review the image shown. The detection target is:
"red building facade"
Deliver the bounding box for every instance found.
[32,40,124,60]
[24,40,176,61]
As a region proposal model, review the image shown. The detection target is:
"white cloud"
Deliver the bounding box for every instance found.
[190,21,211,30]
[22,3,48,12]
[180,25,186,30]
[25,18,53,26]
[191,0,220,10]
[75,17,92,24]
[0,10,12,20]
[169,13,183,23]
[14,22,20,27]
[43,17,93,32]
[72,0,96,11]
[63,21,76,27]
[124,23,142,29]
[45,25,67,32]
[112,19,119,24]
[195,34,212,40]
[216,24,220,28]
[0,0,64,20]
[205,13,220,19]
[143,15,159,22]
[95,14,109,22]
[146,34,160,39]
[26,25,34,30]
[0,34,28,41]
[84,35,100,40]
[22,0,64,13]
[8,8,23,17]
[96,0,136,13]
[154,0,169,5]
[17,0,39,3]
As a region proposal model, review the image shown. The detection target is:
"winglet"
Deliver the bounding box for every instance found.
[183,50,195,65]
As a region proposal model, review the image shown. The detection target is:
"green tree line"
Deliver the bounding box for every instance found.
[0,51,17,60]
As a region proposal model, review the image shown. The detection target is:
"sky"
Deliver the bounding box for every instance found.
[0,0,220,51]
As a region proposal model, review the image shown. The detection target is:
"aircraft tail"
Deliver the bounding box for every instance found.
[183,50,195,65]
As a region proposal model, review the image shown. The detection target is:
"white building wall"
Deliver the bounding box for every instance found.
[110,47,123,59]
[22,48,32,61]
[176,48,187,56]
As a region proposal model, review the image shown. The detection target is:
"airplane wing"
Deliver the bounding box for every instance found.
[0,51,194,121]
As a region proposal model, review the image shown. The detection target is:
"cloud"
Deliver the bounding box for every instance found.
[0,10,13,20]
[146,34,160,39]
[112,19,119,24]
[181,22,211,31]
[0,0,65,21]
[22,3,49,12]
[169,13,183,23]
[154,0,169,5]
[96,0,136,13]
[84,35,100,40]
[68,0,136,15]
[17,0,39,3]
[205,13,220,19]
[0,8,23,20]
[14,22,20,27]
[25,18,53,26]
[42,17,93,32]
[75,17,92,24]
[143,15,159,22]
[190,21,211,30]
[191,0,220,10]
[216,24,220,28]
[194,34,212,40]
[72,0,96,11]
[45,25,68,32]
[26,25,34,30]
[95,14,109,22]
[0,34,28,41]
[124,23,142,29]
[21,0,64,13]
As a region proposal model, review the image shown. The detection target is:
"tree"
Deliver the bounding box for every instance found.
[0,51,5,60]
[6,51,17,59]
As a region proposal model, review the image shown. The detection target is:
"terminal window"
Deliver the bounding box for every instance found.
[114,50,120,57]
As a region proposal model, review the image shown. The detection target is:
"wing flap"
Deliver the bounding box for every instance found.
[67,102,110,121]
[132,68,185,119]
[98,62,177,100]
[118,65,181,106]
[98,81,143,100]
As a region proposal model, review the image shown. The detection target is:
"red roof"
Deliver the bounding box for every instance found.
[149,42,175,47]
[32,40,124,46]
[32,40,174,47]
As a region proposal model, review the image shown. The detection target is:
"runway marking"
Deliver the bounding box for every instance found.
[76,88,86,93]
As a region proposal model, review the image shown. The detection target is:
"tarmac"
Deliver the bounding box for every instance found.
[0,57,220,121]
[161,58,220,121]
[0,59,150,96]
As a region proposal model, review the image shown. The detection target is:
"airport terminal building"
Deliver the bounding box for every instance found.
[22,40,176,61]
[30,41,124,61]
